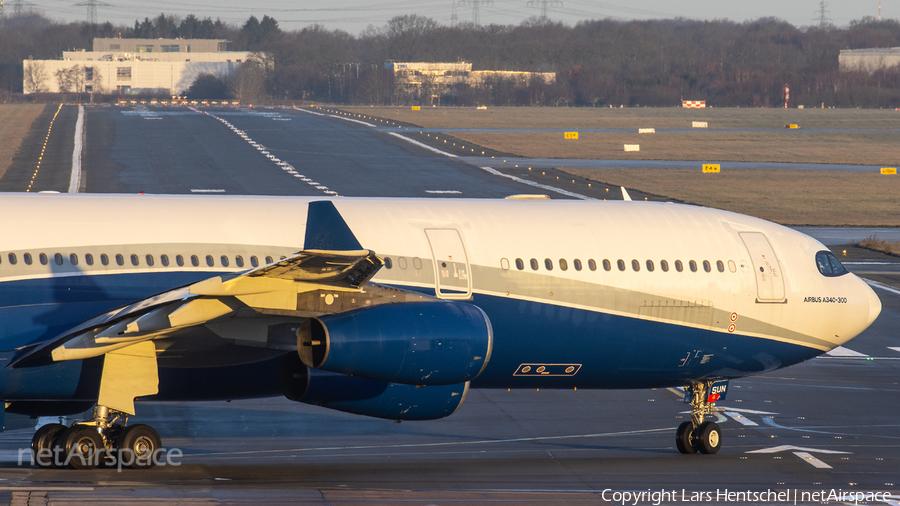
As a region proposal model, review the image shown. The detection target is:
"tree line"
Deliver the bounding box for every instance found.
[1,12,899,107]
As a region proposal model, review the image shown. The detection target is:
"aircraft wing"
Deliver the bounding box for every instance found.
[11,201,420,368]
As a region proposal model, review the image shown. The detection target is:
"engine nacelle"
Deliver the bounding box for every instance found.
[297,301,492,386]
[280,354,468,420]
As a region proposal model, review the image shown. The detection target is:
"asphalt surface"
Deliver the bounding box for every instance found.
[0,104,897,505]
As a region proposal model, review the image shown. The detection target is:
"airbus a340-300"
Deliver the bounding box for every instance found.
[0,193,880,468]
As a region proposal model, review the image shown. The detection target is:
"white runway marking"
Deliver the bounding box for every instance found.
[792,451,833,469]
[865,278,900,296]
[889,347,900,353]
[191,189,226,193]
[68,104,84,193]
[726,412,759,426]
[826,346,868,357]
[426,190,462,194]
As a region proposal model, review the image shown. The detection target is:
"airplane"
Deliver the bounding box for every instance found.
[0,192,880,468]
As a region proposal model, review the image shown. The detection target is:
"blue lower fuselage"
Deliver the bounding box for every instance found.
[0,271,820,402]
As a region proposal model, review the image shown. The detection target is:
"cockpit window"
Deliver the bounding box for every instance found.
[815,251,847,277]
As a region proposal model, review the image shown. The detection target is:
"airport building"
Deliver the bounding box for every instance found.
[838,48,900,74]
[23,38,256,95]
[384,61,556,104]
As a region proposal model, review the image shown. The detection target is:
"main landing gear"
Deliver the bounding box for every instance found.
[30,405,162,470]
[676,380,724,455]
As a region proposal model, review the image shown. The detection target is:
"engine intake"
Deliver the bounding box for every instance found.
[297,301,492,386]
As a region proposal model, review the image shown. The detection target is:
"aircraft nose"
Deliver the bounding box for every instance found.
[864,281,882,330]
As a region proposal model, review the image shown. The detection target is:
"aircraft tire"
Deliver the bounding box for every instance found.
[675,421,696,454]
[696,421,722,454]
[61,426,104,469]
[31,423,67,468]
[117,424,161,469]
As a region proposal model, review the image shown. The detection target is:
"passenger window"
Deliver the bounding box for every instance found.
[384,257,393,269]
[544,259,553,271]
[55,253,64,265]
[24,253,32,265]
[716,260,725,272]
[191,255,199,267]
[574,259,582,271]
[646,260,654,272]
[265,256,273,264]
[206,255,214,267]
[602,259,610,271]
[101,254,109,266]
[250,256,259,267]
[675,260,683,272]
[221,255,229,267]
[85,253,94,266]
[728,260,736,273]
[176,255,185,267]
[617,259,625,271]
[660,260,669,272]
[131,254,139,266]
[703,260,711,272]
[530,258,538,270]
[40,253,48,265]
[413,257,422,270]
[236,256,244,267]
[116,254,124,266]
[161,254,169,266]
[589,259,597,271]
[70,254,78,265]
[515,258,524,270]
[8,253,16,265]
[146,255,154,266]
[631,259,640,272]
[559,259,567,271]
[689,260,698,272]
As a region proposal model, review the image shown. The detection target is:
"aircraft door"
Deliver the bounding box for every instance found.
[425,228,472,300]
[739,232,786,302]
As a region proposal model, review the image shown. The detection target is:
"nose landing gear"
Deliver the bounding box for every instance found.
[676,380,726,454]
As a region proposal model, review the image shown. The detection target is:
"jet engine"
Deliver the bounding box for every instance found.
[280,354,468,420]
[297,301,492,386]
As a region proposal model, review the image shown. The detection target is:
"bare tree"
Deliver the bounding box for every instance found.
[55,65,82,93]
[23,60,48,94]
[227,60,267,104]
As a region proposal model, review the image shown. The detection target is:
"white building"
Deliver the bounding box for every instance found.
[384,62,556,103]
[839,48,900,74]
[23,38,257,95]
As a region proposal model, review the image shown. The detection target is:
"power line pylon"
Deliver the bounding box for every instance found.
[527,0,561,19]
[816,0,831,26]
[451,0,458,27]
[460,0,492,26]
[74,0,111,24]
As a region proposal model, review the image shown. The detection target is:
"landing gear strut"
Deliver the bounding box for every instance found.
[676,380,724,455]
[31,405,161,469]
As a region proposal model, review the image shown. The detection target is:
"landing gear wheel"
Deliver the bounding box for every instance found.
[696,421,722,454]
[61,426,104,469]
[117,424,161,469]
[675,421,696,454]
[31,423,67,468]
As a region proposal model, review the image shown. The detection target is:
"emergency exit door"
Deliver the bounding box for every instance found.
[739,232,786,303]
[425,228,471,299]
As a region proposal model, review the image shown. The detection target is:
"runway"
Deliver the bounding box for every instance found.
[0,104,897,505]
